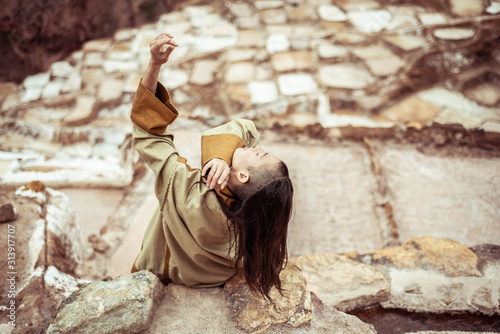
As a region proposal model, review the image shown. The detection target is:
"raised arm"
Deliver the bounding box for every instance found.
[131,33,181,202]
[131,33,179,135]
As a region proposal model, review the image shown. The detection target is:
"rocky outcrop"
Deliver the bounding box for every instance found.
[39,236,500,333]
[224,264,312,333]
[149,283,377,334]
[0,181,88,333]
[372,236,482,277]
[11,266,85,334]
[50,265,377,334]
[378,262,500,316]
[364,237,500,316]
[294,254,389,312]
[293,238,499,319]
[46,270,165,334]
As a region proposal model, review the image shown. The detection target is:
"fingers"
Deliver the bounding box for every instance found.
[155,38,177,53]
[149,34,178,65]
[202,161,218,189]
[209,167,224,189]
[151,34,178,54]
[202,162,214,186]
[158,33,178,47]
[207,168,215,189]
[202,159,230,190]
[162,45,175,61]
[159,32,174,39]
[218,168,230,190]
[201,163,211,177]
[159,44,171,53]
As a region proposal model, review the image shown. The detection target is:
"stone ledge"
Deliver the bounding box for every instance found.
[372,236,481,277]
[295,254,389,312]
[46,271,165,334]
[345,237,500,317]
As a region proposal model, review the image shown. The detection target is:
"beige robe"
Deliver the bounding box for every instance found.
[130,80,260,287]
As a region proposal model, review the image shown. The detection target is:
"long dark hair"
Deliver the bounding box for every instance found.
[217,160,293,300]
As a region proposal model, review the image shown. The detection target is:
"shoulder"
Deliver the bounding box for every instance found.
[171,166,222,213]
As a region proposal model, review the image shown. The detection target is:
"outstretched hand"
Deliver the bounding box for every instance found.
[202,159,231,190]
[150,33,178,66]
[142,33,178,94]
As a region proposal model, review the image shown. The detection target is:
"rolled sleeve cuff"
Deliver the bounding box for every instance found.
[130,80,179,135]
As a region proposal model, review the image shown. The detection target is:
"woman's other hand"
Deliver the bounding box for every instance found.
[202,159,231,190]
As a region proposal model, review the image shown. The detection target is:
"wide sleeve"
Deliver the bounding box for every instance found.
[201,119,261,167]
[131,80,178,134]
[131,80,182,203]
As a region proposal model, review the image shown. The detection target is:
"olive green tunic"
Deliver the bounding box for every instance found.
[130,80,260,287]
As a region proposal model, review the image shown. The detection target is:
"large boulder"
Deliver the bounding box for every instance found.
[0,182,86,333]
[224,263,313,333]
[46,271,165,333]
[370,237,500,316]
[379,264,500,316]
[294,254,389,312]
[145,284,235,334]
[372,236,481,277]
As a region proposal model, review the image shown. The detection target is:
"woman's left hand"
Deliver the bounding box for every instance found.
[202,158,230,190]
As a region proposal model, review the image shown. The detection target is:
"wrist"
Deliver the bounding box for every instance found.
[148,60,163,70]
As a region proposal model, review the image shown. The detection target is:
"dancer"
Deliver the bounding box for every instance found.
[130,33,294,299]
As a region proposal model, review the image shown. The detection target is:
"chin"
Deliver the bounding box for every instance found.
[232,148,243,165]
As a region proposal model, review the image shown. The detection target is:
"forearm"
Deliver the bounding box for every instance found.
[142,60,162,95]
[132,124,178,202]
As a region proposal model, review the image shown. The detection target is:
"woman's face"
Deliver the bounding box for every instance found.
[232,146,280,172]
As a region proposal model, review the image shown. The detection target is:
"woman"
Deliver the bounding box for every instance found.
[130,33,294,300]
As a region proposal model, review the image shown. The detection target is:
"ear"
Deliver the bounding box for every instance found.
[236,170,249,184]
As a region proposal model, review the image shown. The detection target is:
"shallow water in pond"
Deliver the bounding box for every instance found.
[350,306,500,334]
